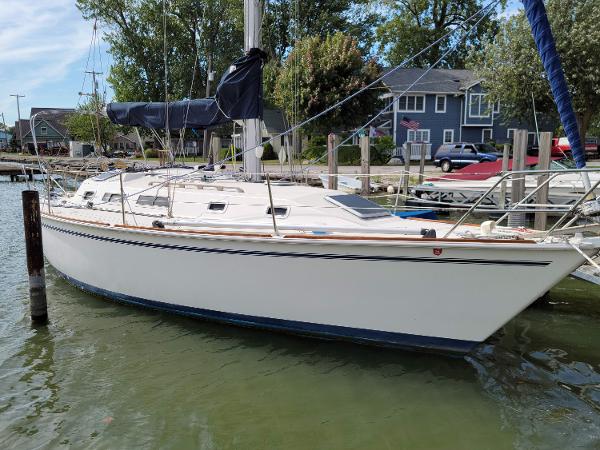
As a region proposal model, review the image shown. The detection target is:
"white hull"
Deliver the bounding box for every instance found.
[41,213,589,353]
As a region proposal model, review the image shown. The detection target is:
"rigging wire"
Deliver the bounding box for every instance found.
[89,0,499,208]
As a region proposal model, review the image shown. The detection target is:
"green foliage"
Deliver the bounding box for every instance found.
[471,0,600,140]
[302,135,394,165]
[219,147,242,161]
[377,0,503,68]
[262,0,380,60]
[261,142,277,160]
[144,148,159,158]
[65,98,118,151]
[274,33,381,134]
[76,0,243,102]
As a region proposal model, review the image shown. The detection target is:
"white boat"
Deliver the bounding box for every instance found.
[413,159,598,210]
[318,174,379,193]
[38,0,600,354]
[40,168,600,353]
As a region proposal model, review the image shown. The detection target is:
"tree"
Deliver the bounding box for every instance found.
[76,0,243,102]
[377,0,502,68]
[65,99,118,152]
[262,0,380,61]
[471,0,600,142]
[273,33,381,134]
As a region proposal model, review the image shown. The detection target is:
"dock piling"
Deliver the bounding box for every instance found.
[360,135,370,196]
[534,132,552,230]
[402,144,411,195]
[508,130,528,227]
[498,143,510,209]
[418,143,427,185]
[327,133,338,190]
[21,190,48,324]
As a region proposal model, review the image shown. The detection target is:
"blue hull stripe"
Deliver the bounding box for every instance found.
[43,223,550,267]
[56,271,479,353]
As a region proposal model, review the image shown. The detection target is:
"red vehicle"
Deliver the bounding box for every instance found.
[551,137,598,158]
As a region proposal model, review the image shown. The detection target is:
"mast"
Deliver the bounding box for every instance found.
[243,0,262,182]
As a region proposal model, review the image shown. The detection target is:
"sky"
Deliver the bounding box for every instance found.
[0,0,521,126]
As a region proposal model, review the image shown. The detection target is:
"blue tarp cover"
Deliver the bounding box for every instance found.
[522,0,585,168]
[106,48,266,130]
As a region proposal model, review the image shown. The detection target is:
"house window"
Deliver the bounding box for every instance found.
[507,129,516,140]
[469,93,491,118]
[40,127,48,135]
[435,95,447,113]
[443,129,454,144]
[398,95,425,113]
[407,129,430,143]
[482,129,493,142]
[493,101,500,114]
[528,132,538,146]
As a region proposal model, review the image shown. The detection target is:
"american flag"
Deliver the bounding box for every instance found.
[400,116,420,130]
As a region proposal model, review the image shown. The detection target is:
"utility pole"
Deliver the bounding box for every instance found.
[203,54,214,162]
[10,94,25,151]
[1,113,7,149]
[80,70,103,156]
[242,0,262,182]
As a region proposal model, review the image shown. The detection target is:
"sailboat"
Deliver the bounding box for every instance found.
[39,0,600,353]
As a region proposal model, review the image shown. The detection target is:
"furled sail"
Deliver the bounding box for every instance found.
[522,0,585,168]
[106,48,266,130]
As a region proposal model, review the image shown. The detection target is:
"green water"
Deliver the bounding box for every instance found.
[1,181,600,449]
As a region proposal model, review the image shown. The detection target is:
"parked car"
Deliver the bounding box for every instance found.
[434,143,499,173]
[551,137,598,158]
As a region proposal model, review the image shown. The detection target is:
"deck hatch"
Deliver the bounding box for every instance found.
[325,194,392,219]
[137,195,169,207]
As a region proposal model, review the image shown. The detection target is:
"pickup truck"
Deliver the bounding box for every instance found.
[551,137,598,158]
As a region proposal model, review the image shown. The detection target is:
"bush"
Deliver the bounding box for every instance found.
[302,135,327,161]
[371,136,395,165]
[144,148,159,158]
[261,142,277,160]
[219,147,243,161]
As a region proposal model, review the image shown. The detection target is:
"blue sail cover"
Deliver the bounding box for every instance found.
[107,48,266,130]
[522,0,585,168]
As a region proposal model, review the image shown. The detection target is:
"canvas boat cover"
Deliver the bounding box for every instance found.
[106,48,266,130]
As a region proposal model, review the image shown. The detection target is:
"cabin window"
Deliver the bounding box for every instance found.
[435,95,446,113]
[102,193,122,203]
[208,202,227,212]
[137,195,169,207]
[397,95,425,113]
[83,191,95,200]
[266,206,288,217]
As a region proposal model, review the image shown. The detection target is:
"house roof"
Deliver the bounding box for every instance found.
[381,68,479,95]
[263,108,288,135]
[14,108,75,140]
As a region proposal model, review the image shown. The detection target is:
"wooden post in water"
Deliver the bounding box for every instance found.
[211,135,221,165]
[327,133,338,190]
[418,143,427,185]
[403,143,412,195]
[360,135,370,196]
[21,190,47,324]
[498,143,510,210]
[534,132,553,230]
[508,130,528,227]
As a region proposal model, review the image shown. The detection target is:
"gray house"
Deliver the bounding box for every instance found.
[381,68,554,156]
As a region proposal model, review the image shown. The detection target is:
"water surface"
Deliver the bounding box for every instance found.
[1,181,599,449]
